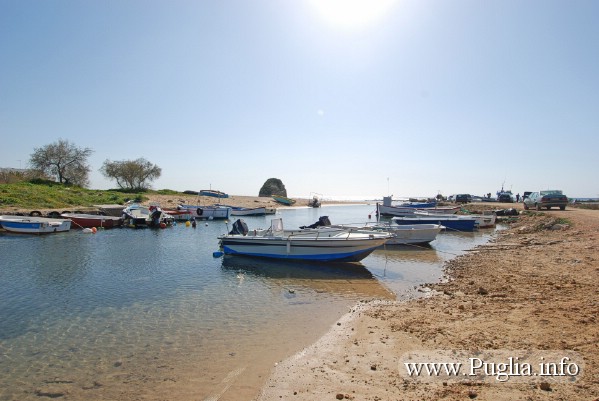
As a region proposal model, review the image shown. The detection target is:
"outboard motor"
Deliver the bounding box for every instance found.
[150,209,162,226]
[229,219,249,236]
[300,216,331,229]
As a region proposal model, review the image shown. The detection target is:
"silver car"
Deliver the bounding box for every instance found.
[523,190,568,210]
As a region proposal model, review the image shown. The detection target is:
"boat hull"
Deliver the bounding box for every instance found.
[378,224,443,245]
[199,190,229,199]
[220,235,387,262]
[0,216,71,234]
[272,195,296,206]
[177,205,231,220]
[392,216,477,232]
[377,203,460,217]
[229,207,276,216]
[61,213,123,229]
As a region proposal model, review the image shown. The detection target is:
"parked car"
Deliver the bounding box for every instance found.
[454,194,472,204]
[497,193,514,203]
[523,190,568,210]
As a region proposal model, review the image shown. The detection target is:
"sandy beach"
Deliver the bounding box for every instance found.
[256,205,599,400]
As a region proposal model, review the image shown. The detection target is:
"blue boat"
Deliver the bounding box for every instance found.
[400,201,437,208]
[199,189,229,199]
[391,216,477,232]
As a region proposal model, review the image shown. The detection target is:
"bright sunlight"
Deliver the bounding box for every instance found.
[308,0,397,30]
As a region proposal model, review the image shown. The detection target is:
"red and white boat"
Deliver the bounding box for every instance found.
[61,213,123,229]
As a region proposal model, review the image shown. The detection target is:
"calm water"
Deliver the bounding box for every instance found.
[0,205,495,400]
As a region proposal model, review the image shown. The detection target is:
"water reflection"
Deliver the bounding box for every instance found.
[221,255,374,279]
[221,255,394,299]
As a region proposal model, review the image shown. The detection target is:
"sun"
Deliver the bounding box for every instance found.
[308,0,397,30]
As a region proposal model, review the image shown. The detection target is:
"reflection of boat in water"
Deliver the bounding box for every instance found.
[221,255,394,299]
[370,245,442,264]
[221,254,374,280]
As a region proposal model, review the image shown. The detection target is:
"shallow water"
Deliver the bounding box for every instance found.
[0,205,495,400]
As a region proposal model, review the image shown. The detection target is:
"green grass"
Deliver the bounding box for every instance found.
[0,181,176,210]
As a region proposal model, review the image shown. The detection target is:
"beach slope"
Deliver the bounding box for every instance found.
[258,208,599,400]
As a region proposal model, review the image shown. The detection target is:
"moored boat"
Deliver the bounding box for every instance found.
[339,223,443,245]
[122,204,175,228]
[227,206,277,216]
[272,195,296,206]
[302,216,443,245]
[0,215,71,234]
[219,218,390,262]
[471,211,497,228]
[392,215,478,232]
[61,213,123,229]
[199,189,229,199]
[176,204,231,220]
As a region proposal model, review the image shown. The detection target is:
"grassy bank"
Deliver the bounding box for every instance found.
[0,181,179,210]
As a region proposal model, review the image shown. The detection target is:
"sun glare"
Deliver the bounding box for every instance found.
[309,0,397,30]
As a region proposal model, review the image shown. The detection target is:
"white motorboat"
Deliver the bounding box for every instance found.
[176,204,231,220]
[218,218,390,262]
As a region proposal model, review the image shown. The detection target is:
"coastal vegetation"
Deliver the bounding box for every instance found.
[0,180,153,210]
[100,158,162,191]
[29,139,93,187]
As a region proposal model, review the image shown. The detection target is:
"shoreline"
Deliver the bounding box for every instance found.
[0,194,371,216]
[256,206,599,400]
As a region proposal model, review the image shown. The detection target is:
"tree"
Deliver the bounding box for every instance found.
[259,178,287,197]
[100,158,161,191]
[29,139,93,187]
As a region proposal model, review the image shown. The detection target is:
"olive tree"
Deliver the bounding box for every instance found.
[100,158,161,191]
[29,139,93,187]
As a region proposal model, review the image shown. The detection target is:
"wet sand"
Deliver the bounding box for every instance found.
[257,205,599,400]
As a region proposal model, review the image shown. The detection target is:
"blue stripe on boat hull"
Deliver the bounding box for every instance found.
[221,245,379,262]
[392,219,476,231]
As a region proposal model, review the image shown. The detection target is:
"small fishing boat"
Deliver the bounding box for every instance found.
[219,218,390,262]
[228,206,277,216]
[272,195,296,206]
[400,201,438,208]
[377,196,459,217]
[122,204,174,228]
[61,213,123,229]
[376,203,420,217]
[339,223,443,245]
[307,192,322,208]
[301,216,442,245]
[392,215,478,232]
[414,210,497,228]
[307,196,321,208]
[469,211,497,228]
[0,215,71,234]
[176,204,231,220]
[199,189,229,199]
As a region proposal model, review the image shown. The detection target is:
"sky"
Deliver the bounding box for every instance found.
[1,0,598,199]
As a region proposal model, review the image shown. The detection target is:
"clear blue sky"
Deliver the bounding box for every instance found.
[1,0,598,198]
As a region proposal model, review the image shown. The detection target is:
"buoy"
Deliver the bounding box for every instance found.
[160,222,167,229]
[91,227,97,233]
[185,221,191,227]
[82,228,93,234]
[205,223,208,226]
[212,251,224,258]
